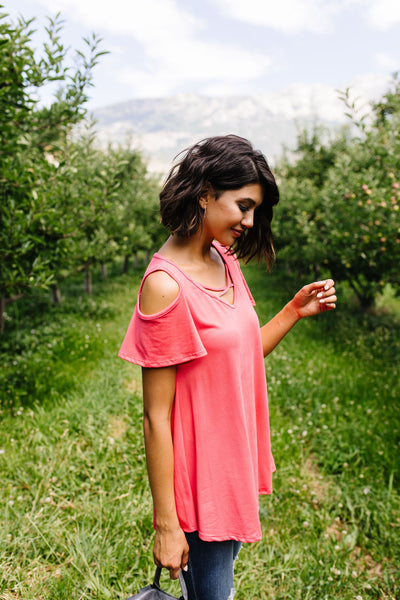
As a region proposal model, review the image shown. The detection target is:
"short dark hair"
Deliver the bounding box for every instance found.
[160,134,279,266]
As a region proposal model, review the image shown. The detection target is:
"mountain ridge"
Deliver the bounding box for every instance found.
[91,79,389,174]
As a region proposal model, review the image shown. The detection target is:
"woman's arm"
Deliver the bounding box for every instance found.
[142,366,189,580]
[140,270,188,580]
[261,279,337,357]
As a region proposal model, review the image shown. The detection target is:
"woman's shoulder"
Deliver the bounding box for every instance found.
[140,267,180,315]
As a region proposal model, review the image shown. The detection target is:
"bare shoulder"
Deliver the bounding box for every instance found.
[140,270,180,315]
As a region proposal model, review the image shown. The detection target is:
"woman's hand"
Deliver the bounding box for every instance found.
[261,279,337,356]
[153,525,190,580]
[290,279,337,319]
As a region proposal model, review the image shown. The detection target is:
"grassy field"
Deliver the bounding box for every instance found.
[0,263,399,600]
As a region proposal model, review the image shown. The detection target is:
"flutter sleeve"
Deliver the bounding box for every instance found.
[118,286,207,368]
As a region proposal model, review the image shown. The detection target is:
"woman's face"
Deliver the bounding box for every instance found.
[202,183,263,246]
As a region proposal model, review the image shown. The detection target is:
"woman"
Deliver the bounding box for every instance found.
[119,135,336,600]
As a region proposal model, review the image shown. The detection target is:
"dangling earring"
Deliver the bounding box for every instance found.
[203,205,207,219]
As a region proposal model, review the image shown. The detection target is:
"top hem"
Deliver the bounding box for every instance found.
[118,348,208,367]
[182,528,262,543]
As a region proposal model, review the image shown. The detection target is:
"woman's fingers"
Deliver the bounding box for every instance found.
[169,566,181,580]
[310,279,335,291]
[317,290,336,301]
[314,280,337,311]
[319,293,337,310]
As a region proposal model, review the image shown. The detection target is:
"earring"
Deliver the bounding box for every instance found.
[203,205,207,219]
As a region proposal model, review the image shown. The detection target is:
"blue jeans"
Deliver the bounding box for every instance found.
[181,532,242,600]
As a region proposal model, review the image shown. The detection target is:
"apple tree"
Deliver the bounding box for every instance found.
[0,10,106,330]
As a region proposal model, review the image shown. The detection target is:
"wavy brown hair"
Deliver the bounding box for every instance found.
[160,135,279,267]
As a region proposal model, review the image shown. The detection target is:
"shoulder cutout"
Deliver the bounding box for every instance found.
[140,270,180,315]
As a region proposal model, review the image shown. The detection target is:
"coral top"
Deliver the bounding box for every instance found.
[118,242,275,542]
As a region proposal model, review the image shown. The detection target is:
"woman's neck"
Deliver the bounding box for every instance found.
[159,232,216,266]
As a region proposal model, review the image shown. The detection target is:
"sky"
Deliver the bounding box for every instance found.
[4,0,400,110]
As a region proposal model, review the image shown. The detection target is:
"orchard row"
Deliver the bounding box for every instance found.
[0,12,164,332]
[1,10,399,334]
[274,80,400,308]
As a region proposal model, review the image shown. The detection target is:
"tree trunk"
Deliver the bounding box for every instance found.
[51,285,62,304]
[359,293,375,311]
[84,267,92,294]
[133,254,138,268]
[0,293,24,334]
[0,297,5,335]
[351,281,375,311]
[122,255,129,274]
[100,263,107,279]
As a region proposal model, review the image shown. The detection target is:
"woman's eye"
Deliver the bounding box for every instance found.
[239,204,249,213]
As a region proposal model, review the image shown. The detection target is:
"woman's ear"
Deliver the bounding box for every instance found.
[199,195,208,211]
[199,183,213,209]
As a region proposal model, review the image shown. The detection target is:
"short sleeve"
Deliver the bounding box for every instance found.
[118,289,207,368]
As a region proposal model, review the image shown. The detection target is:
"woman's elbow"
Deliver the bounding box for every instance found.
[143,409,172,436]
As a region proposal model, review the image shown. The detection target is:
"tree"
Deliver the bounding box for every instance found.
[318,82,400,307]
[0,10,106,331]
[274,78,400,308]
[274,126,348,278]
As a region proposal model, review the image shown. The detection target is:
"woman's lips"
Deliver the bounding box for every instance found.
[231,228,243,238]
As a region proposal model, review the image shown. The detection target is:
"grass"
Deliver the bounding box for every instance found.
[0,262,399,599]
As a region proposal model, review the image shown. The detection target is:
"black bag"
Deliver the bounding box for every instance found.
[126,566,188,600]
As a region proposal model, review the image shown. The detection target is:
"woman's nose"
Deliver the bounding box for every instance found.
[241,211,254,229]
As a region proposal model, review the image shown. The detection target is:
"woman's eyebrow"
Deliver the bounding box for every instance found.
[239,198,256,205]
[240,198,260,207]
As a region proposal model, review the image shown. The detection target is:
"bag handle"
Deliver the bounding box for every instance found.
[153,566,188,600]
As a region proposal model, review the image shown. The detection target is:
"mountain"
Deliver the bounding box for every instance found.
[91,80,388,174]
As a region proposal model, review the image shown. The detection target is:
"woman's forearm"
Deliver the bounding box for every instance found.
[260,301,299,357]
[260,279,337,357]
[142,366,180,530]
[141,366,189,578]
[143,414,180,530]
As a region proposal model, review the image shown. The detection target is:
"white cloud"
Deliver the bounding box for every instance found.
[114,38,272,98]
[211,0,400,34]
[347,73,393,100]
[257,73,392,122]
[336,73,393,119]
[211,0,346,34]
[365,0,400,30]
[374,52,398,71]
[36,0,274,97]
[32,0,398,103]
[37,0,198,40]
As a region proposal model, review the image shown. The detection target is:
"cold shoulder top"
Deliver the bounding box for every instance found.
[118,242,275,542]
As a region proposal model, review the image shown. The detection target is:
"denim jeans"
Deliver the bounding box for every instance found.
[181,531,242,600]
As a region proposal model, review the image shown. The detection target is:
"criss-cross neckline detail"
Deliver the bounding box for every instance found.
[200,262,234,298]
[153,242,236,307]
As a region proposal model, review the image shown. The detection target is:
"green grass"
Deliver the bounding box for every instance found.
[0,263,399,599]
